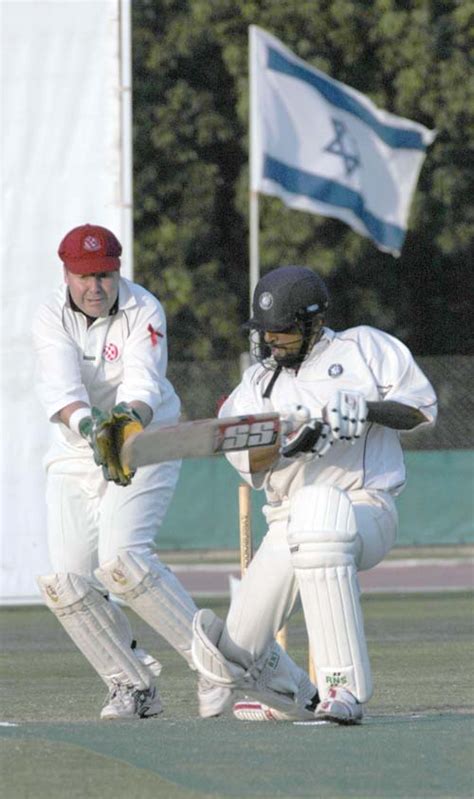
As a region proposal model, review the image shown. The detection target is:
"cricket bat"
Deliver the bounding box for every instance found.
[121,412,281,471]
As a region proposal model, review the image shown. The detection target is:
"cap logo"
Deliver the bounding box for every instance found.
[328,363,343,377]
[83,235,102,252]
[259,292,273,311]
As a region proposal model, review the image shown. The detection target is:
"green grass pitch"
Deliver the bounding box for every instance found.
[1,592,473,798]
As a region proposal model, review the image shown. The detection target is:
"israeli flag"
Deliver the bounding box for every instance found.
[249,26,436,256]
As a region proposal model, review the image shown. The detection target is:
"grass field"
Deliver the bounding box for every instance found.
[1,592,473,799]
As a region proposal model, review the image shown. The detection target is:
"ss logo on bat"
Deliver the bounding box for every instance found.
[219,421,278,451]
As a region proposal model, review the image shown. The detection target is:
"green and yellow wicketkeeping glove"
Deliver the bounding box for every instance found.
[79,403,143,486]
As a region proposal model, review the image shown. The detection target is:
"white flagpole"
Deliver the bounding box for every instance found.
[249,191,259,316]
[248,26,260,317]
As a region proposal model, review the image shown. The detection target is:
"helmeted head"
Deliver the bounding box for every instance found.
[245,265,329,368]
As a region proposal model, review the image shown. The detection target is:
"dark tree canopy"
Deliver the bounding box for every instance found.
[132,0,474,359]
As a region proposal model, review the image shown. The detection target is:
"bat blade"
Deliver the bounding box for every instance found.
[121,413,281,470]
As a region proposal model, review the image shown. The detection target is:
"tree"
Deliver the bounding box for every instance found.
[132,0,474,360]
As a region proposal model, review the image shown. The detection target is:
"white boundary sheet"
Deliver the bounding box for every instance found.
[0,0,133,603]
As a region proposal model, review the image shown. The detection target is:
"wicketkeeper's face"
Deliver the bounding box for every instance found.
[64,267,120,318]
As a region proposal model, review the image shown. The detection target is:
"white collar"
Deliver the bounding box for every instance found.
[303,327,334,364]
[117,277,138,310]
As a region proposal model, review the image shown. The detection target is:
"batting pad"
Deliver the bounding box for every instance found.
[96,551,197,667]
[37,573,153,689]
[192,609,246,686]
[242,645,317,720]
[288,485,372,703]
[192,610,318,720]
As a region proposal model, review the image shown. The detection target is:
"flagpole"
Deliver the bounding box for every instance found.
[248,26,260,319]
[249,190,259,315]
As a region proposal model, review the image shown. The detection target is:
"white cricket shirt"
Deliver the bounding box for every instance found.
[220,326,437,499]
[32,277,180,458]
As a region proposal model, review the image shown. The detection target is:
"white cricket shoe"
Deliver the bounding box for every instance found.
[314,686,363,725]
[233,691,319,722]
[100,683,163,720]
[198,676,232,718]
[233,700,295,721]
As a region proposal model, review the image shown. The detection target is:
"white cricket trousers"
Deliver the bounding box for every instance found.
[45,455,181,582]
[220,488,398,664]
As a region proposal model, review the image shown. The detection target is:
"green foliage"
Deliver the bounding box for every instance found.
[133,0,474,359]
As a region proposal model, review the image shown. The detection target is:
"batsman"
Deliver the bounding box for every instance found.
[192,265,438,724]
[32,223,228,720]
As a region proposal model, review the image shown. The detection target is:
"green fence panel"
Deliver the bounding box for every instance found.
[396,450,473,545]
[157,457,255,551]
[157,450,474,550]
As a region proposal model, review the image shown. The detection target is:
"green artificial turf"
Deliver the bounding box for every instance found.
[1,593,473,798]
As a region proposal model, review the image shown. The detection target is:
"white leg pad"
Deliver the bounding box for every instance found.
[105,593,162,678]
[96,551,197,667]
[192,609,246,686]
[192,609,317,720]
[37,573,153,689]
[288,485,372,703]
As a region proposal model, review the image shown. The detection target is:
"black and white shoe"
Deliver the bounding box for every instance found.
[101,683,163,720]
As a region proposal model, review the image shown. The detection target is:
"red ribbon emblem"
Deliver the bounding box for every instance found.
[148,324,163,347]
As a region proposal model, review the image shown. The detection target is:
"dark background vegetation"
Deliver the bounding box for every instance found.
[132,0,474,362]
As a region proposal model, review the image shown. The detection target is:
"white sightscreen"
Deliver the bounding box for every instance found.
[0,0,133,603]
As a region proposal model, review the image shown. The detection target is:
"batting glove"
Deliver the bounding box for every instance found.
[326,390,368,442]
[280,404,334,459]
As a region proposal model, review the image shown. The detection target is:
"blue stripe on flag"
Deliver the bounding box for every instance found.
[267,48,426,151]
[264,155,405,251]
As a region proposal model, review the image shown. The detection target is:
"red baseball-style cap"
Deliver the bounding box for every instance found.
[58,224,122,274]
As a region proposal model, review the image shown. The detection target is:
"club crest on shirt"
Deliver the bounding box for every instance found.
[102,342,119,362]
[328,363,343,377]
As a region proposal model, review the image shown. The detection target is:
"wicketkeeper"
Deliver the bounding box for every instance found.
[32,223,230,720]
[191,265,438,724]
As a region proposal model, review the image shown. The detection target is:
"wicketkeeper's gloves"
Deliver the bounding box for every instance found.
[79,402,144,486]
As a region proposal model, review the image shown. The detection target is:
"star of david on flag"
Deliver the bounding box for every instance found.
[249,26,436,256]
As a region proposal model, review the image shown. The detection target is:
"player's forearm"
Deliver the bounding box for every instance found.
[59,400,152,430]
[249,401,427,472]
[366,401,428,430]
[59,401,90,427]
